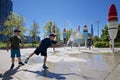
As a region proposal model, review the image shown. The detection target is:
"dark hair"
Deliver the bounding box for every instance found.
[49,33,56,37]
[14,29,21,33]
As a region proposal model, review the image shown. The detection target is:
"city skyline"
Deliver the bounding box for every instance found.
[12,0,120,38]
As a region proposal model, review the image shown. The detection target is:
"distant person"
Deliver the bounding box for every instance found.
[7,29,25,69]
[24,33,57,69]
[91,38,94,48]
[87,37,92,50]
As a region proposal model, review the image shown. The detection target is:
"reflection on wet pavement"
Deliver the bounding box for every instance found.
[22,50,120,80]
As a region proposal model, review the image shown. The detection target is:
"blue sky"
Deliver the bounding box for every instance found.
[13,0,120,38]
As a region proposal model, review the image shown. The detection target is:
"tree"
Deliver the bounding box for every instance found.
[43,21,61,41]
[93,36,101,42]
[115,24,120,42]
[55,26,61,41]
[100,24,120,42]
[101,25,109,41]
[66,29,72,42]
[30,21,40,43]
[3,12,26,36]
[43,21,53,37]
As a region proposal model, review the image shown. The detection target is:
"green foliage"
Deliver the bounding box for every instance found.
[101,24,120,42]
[115,24,120,42]
[115,42,120,47]
[30,21,40,40]
[94,41,109,48]
[0,42,6,49]
[66,29,72,42]
[101,25,109,41]
[24,43,38,47]
[3,12,26,36]
[55,27,61,41]
[92,36,101,42]
[43,21,61,41]
[43,21,53,37]
[96,24,120,48]
[94,41,120,48]
[0,42,38,49]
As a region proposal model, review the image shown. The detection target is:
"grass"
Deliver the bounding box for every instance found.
[0,42,38,49]
[0,42,6,49]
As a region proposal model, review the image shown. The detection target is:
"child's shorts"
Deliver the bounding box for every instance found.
[34,47,47,57]
[11,49,21,58]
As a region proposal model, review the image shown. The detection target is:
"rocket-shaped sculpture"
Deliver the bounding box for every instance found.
[63,28,66,44]
[77,25,82,51]
[83,25,88,48]
[108,4,118,53]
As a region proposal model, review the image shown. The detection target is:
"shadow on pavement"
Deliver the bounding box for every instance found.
[0,65,21,80]
[0,73,2,78]
[24,69,80,80]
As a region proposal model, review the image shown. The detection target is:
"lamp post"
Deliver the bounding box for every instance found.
[108,4,118,53]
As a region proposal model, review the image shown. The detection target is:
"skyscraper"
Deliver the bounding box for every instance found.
[91,24,94,37]
[0,0,13,41]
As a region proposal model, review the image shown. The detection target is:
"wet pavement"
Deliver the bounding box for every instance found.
[0,47,120,80]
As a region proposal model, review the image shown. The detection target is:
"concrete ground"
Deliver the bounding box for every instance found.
[0,47,120,80]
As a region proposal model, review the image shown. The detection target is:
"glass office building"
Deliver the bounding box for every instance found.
[0,0,13,41]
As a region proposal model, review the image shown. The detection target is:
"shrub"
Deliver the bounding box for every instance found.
[94,41,109,48]
[115,42,120,47]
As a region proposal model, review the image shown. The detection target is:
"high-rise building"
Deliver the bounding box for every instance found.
[91,24,94,37]
[0,0,13,41]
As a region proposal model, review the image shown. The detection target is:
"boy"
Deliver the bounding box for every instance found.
[24,33,57,69]
[7,29,25,69]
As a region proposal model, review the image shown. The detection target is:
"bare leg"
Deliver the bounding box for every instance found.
[18,57,24,65]
[10,58,15,69]
[24,53,35,64]
[18,57,21,62]
[28,53,35,59]
[11,58,15,64]
[43,56,47,65]
[43,56,48,69]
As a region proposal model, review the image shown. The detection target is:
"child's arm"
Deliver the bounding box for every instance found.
[7,42,10,52]
[20,39,25,48]
[21,42,25,48]
[6,39,11,52]
[39,41,41,46]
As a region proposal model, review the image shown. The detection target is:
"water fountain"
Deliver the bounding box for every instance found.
[67,26,83,51]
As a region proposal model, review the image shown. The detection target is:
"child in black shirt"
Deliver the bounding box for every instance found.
[24,33,57,69]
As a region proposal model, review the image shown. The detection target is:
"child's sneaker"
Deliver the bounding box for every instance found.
[10,64,14,69]
[43,64,48,69]
[19,62,24,66]
[24,58,29,64]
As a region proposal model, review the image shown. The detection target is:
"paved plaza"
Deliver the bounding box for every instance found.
[0,47,120,80]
